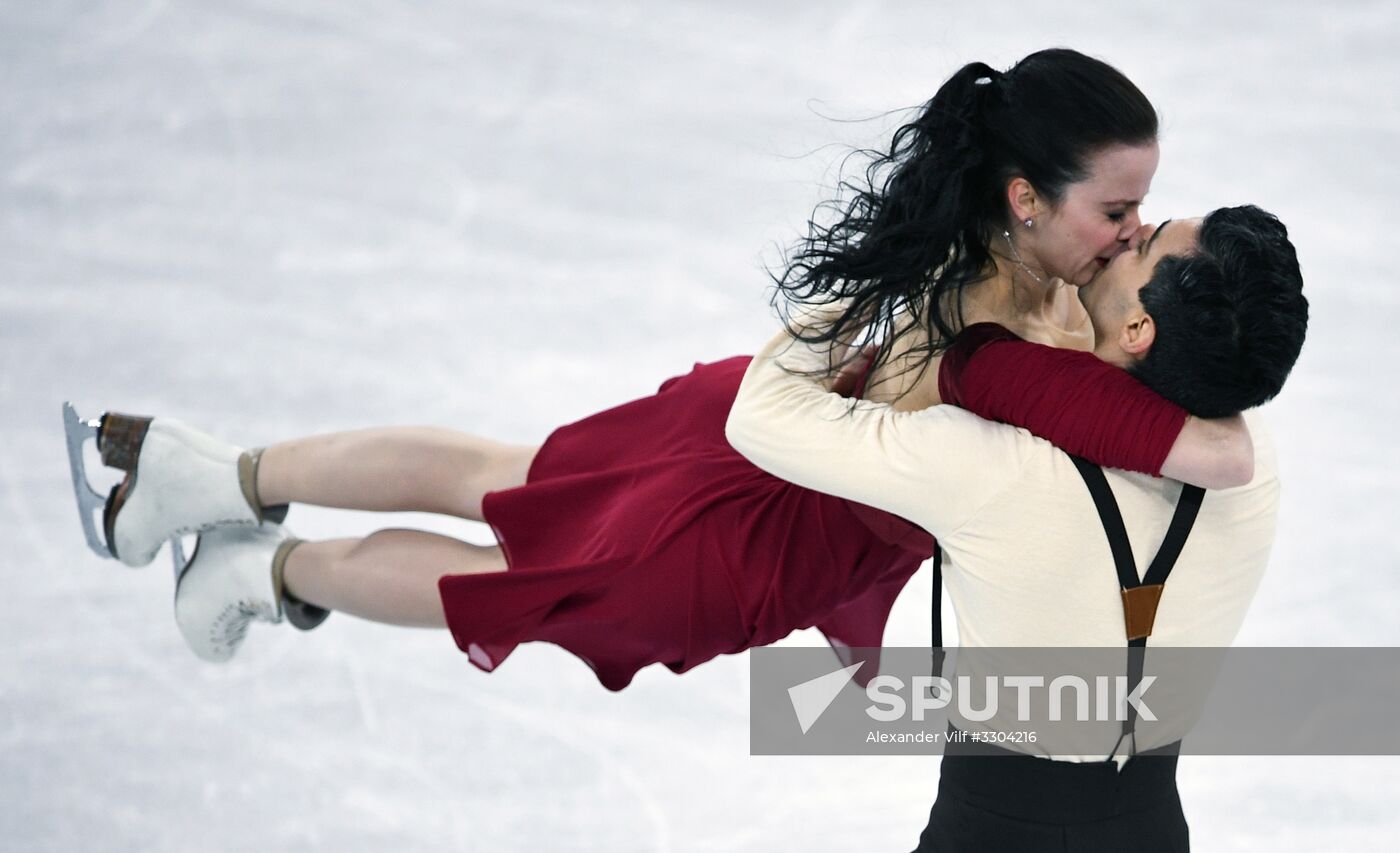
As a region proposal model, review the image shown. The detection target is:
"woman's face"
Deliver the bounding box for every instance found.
[1026,142,1160,286]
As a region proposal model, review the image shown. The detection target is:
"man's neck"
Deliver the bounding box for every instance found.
[1092,337,1135,369]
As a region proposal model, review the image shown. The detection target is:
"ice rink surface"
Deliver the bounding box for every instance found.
[3,1,1398,850]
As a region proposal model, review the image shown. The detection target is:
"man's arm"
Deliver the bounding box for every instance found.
[725,326,1027,537]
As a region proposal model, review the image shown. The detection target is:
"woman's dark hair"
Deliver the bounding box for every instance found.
[1130,205,1309,418]
[771,48,1158,400]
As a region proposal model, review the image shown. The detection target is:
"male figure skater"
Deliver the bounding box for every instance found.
[726,206,1308,851]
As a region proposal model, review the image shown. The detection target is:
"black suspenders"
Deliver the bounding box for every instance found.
[928,460,1205,755]
[929,543,945,695]
[1069,456,1206,759]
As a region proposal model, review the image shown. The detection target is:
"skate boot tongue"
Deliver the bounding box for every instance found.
[283,596,331,631]
[269,538,331,631]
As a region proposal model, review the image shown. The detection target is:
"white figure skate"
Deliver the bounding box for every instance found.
[174,523,292,663]
[62,402,285,569]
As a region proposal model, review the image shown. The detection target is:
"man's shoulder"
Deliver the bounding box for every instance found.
[1241,409,1280,487]
[923,403,1044,448]
[926,406,1281,509]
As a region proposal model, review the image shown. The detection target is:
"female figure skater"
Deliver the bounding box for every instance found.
[67,49,1248,688]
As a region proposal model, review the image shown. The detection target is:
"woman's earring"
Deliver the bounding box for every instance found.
[1023,218,1034,228]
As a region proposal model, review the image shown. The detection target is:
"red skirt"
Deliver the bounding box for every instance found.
[438,356,935,691]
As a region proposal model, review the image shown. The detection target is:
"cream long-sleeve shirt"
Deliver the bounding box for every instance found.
[725,326,1281,758]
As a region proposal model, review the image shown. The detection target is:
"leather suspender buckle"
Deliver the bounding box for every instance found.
[1121,584,1165,641]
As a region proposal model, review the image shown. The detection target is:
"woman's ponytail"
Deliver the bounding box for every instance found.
[770,49,1157,403]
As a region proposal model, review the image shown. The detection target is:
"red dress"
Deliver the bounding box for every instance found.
[438,325,1184,691]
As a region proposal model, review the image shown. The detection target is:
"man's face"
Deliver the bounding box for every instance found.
[1078,217,1203,367]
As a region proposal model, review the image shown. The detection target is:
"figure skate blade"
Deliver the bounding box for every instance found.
[62,401,114,559]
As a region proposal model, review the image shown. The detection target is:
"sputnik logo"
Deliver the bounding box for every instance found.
[787,662,863,734]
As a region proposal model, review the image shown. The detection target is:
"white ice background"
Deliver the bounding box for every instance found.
[2,2,1398,851]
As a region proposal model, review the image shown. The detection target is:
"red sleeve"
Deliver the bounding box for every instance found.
[937,323,1188,477]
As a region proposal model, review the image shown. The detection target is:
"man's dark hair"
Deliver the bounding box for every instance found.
[1130,205,1309,418]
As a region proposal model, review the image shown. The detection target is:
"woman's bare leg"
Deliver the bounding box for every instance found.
[255,427,538,522]
[282,528,506,627]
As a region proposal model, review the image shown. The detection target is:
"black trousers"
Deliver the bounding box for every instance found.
[910,740,1189,853]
